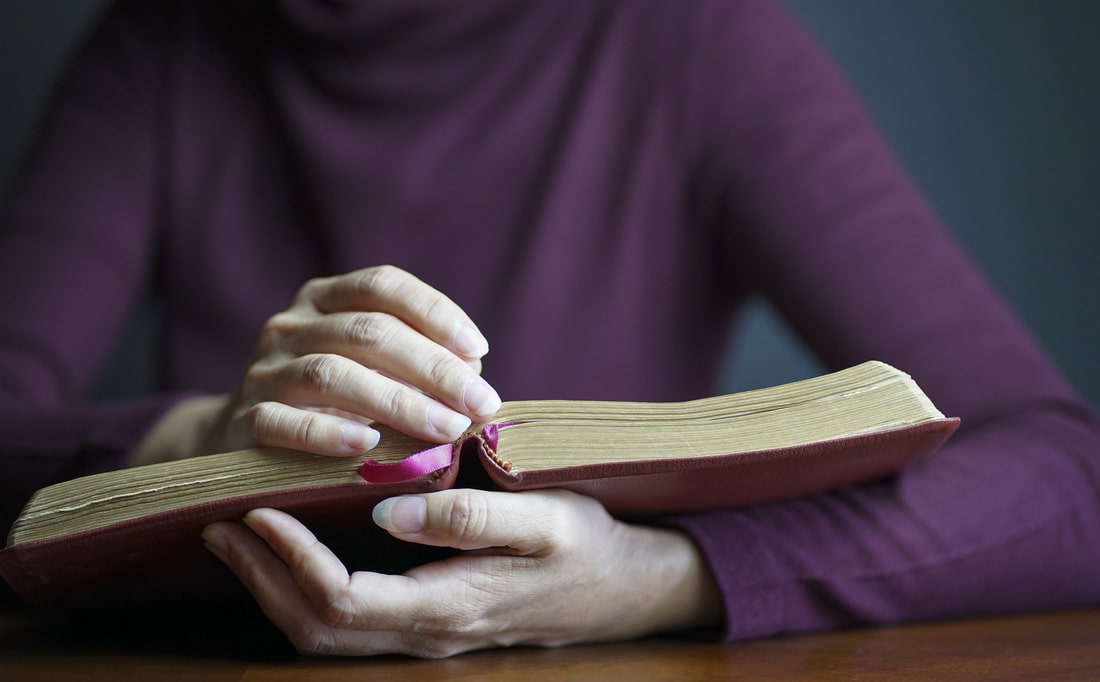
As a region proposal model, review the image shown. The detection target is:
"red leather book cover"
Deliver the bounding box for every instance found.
[0,416,959,607]
[478,418,961,516]
[0,463,460,606]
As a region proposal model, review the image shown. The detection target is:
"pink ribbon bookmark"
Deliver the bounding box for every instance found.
[357,443,455,484]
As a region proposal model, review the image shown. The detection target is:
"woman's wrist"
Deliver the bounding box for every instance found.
[623,524,725,636]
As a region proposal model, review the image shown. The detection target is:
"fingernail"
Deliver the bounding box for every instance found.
[373,497,426,534]
[428,405,472,439]
[464,381,502,418]
[341,422,380,452]
[453,322,489,359]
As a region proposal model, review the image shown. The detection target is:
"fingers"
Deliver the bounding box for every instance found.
[201,517,347,654]
[203,516,368,656]
[246,354,476,445]
[243,402,380,457]
[274,312,501,420]
[204,509,453,654]
[373,489,583,555]
[201,494,635,658]
[302,265,489,361]
[230,265,500,454]
[222,505,529,633]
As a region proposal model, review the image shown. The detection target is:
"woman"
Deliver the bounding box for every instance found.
[1,0,1097,657]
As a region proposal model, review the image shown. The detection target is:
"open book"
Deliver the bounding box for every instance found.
[1,361,958,605]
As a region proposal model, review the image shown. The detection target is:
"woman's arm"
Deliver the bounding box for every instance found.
[0,1,185,525]
[666,0,1100,641]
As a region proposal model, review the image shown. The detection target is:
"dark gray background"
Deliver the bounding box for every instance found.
[2,1,1098,405]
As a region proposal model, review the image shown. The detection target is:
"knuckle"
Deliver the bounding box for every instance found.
[294,411,324,447]
[287,622,338,656]
[409,290,447,323]
[412,604,483,640]
[441,492,492,543]
[257,312,296,349]
[341,312,389,351]
[296,354,346,395]
[377,383,411,422]
[392,584,496,656]
[444,608,484,640]
[264,311,298,335]
[298,276,329,303]
[351,265,398,299]
[318,590,358,630]
[419,351,460,388]
[243,402,277,441]
[413,639,469,660]
[505,493,572,553]
[386,635,453,659]
[544,495,581,540]
[245,402,333,451]
[351,264,421,312]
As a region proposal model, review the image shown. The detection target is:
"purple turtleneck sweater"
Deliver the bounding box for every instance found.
[1,0,1098,640]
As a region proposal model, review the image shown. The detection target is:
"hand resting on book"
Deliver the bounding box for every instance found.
[201,488,723,657]
[130,265,502,467]
[125,263,723,656]
[112,263,729,656]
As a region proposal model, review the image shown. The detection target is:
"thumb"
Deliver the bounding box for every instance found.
[372,488,555,554]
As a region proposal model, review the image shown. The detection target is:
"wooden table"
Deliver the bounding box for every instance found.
[2,604,1098,680]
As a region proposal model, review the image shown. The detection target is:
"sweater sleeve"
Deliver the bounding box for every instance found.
[667,0,1100,640]
[0,1,189,526]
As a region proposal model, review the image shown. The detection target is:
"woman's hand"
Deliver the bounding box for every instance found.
[201,489,724,658]
[131,265,500,465]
